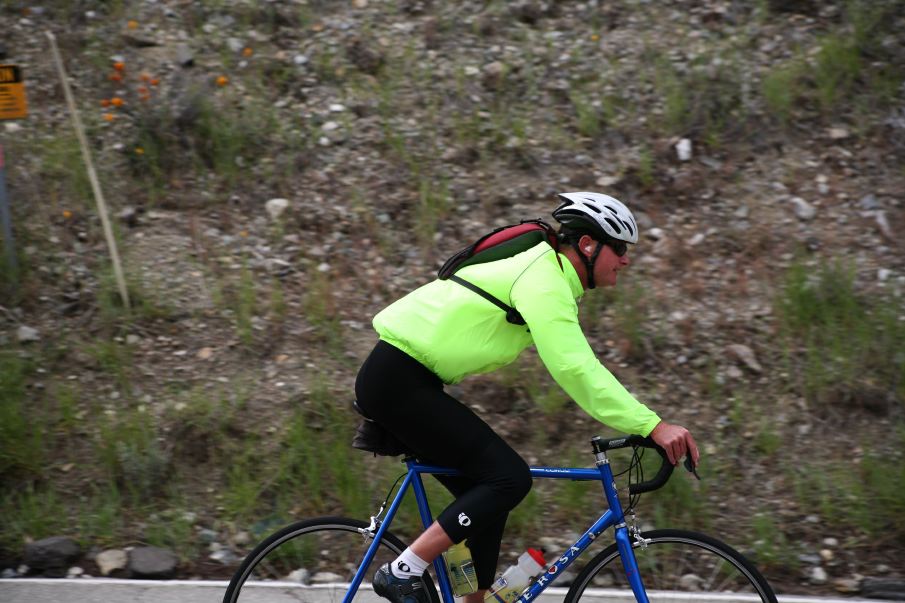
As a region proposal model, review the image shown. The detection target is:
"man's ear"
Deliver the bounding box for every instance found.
[579,235,596,257]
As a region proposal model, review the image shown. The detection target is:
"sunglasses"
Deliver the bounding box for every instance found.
[603,238,628,257]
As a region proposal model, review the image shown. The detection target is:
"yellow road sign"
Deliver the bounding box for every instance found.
[0,65,28,120]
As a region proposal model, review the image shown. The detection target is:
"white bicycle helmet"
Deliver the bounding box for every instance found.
[552,192,639,244]
[552,192,638,289]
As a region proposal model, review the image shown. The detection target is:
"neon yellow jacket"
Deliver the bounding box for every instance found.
[373,242,661,436]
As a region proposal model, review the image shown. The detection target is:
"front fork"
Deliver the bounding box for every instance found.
[595,450,651,603]
[614,524,650,603]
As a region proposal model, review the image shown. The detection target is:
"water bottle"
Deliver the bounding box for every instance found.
[444,541,478,597]
[484,548,546,603]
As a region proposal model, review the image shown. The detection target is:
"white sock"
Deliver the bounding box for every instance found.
[390,547,429,579]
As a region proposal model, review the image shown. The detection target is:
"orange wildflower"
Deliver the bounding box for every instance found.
[111,97,124,107]
[109,72,123,82]
[113,61,126,71]
[127,20,138,30]
[103,113,115,122]
[216,75,229,87]
[242,47,253,57]
[150,78,160,86]
[101,99,111,107]
[62,210,72,219]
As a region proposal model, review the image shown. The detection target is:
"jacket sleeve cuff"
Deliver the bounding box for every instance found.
[640,416,662,438]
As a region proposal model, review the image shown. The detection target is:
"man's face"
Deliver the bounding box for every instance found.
[591,239,630,287]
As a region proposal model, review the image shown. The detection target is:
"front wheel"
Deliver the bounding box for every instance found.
[565,529,777,603]
[223,516,441,603]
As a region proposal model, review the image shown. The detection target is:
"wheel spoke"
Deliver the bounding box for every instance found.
[224,518,441,603]
[567,530,776,603]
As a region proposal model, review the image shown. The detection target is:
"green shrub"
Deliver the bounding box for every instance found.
[569,90,602,139]
[652,55,744,140]
[33,134,93,209]
[130,93,279,189]
[594,282,660,361]
[506,488,542,540]
[217,374,385,527]
[777,258,905,410]
[762,62,804,124]
[524,369,568,416]
[813,34,862,113]
[414,176,451,251]
[77,485,126,548]
[236,262,258,346]
[87,338,133,393]
[302,268,344,353]
[765,0,903,119]
[791,432,905,539]
[97,266,177,331]
[96,407,171,500]
[0,485,68,552]
[145,508,199,562]
[0,353,45,481]
[223,455,267,524]
[748,513,796,568]
[166,384,248,463]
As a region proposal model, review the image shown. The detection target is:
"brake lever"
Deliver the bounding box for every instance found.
[683,456,701,480]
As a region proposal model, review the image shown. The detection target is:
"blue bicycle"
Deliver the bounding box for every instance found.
[223,435,777,603]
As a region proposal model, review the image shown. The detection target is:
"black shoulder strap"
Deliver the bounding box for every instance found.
[448,275,526,326]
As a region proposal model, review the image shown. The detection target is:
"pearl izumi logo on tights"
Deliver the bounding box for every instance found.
[396,561,410,573]
[458,513,471,526]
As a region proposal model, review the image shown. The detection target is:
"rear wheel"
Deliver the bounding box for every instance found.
[565,529,777,603]
[223,516,441,603]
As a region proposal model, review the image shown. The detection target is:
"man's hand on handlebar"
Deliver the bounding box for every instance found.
[649,421,700,468]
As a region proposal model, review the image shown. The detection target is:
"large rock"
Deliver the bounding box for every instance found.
[16,325,40,343]
[265,198,290,220]
[790,197,817,221]
[128,546,178,579]
[809,566,828,585]
[862,578,905,601]
[726,344,763,373]
[24,537,81,577]
[96,549,128,576]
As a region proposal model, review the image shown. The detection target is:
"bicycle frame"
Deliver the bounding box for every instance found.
[344,449,651,603]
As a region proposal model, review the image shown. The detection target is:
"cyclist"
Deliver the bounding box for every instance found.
[355,192,700,603]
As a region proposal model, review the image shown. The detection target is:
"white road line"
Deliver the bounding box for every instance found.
[0,578,886,603]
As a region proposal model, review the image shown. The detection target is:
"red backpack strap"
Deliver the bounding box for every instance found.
[524,219,564,271]
[436,219,563,327]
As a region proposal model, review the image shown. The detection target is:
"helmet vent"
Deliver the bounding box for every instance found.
[582,201,602,213]
[603,217,622,233]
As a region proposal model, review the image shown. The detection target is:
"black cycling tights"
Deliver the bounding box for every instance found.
[355,340,532,589]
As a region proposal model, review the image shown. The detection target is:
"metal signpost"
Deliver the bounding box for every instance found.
[0,144,15,276]
[0,63,28,278]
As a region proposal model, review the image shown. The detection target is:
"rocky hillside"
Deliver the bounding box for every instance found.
[1,0,904,597]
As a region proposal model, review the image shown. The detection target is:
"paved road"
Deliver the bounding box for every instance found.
[0,579,883,603]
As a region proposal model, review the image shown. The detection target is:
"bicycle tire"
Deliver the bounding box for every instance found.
[223,516,441,603]
[564,529,777,603]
